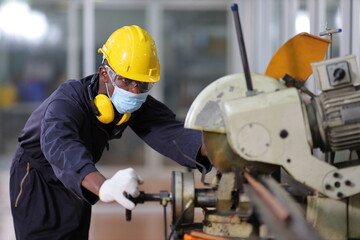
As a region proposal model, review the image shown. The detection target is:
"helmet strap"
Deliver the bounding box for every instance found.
[104,81,111,98]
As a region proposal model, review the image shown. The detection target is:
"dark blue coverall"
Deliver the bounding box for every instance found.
[10,74,210,240]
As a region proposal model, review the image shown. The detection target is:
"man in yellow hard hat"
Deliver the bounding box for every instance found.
[10,25,210,239]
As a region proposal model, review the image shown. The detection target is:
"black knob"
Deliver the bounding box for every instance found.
[279,130,288,138]
[126,209,132,221]
[333,68,346,81]
[125,192,135,221]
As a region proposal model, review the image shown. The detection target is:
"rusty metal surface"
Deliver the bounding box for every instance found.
[171,171,195,226]
[202,131,278,174]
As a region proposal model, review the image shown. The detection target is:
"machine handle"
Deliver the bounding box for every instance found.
[230,3,254,92]
[125,193,136,221]
[125,209,132,221]
[124,191,169,221]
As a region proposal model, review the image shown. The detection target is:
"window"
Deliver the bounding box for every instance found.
[163,10,227,118]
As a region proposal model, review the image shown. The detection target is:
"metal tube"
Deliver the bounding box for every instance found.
[319,28,342,36]
[195,189,217,208]
[244,172,290,222]
[319,28,342,59]
[142,193,162,202]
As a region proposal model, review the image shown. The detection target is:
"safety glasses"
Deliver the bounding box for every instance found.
[104,65,154,93]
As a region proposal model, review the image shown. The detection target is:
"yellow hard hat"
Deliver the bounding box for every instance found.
[98,25,160,83]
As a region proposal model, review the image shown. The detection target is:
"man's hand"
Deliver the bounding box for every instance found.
[99,168,144,210]
[200,144,207,157]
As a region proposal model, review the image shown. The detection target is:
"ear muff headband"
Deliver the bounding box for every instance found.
[87,74,100,116]
[116,112,131,125]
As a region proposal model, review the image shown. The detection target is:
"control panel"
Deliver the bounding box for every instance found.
[311,55,359,91]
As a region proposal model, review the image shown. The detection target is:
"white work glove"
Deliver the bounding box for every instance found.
[99,168,144,210]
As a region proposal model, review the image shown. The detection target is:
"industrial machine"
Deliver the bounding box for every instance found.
[181,54,360,240]
[127,4,360,240]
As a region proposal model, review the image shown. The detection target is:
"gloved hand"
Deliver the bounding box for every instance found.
[99,168,144,210]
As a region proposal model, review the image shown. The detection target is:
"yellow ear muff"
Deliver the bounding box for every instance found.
[93,94,132,125]
[93,94,115,124]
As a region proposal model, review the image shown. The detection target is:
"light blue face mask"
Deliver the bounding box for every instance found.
[107,84,148,113]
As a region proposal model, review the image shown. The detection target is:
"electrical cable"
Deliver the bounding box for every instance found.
[172,140,216,187]
[167,200,193,240]
[163,204,167,240]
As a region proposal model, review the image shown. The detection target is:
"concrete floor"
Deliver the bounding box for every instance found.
[1,196,171,240]
[90,203,171,240]
[0,160,207,240]
[0,171,176,240]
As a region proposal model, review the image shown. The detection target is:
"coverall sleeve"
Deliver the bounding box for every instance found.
[130,96,210,171]
[40,99,98,203]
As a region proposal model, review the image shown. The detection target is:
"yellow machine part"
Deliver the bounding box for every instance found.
[265,32,331,81]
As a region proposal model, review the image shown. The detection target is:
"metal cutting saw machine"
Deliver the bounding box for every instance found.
[127,4,360,240]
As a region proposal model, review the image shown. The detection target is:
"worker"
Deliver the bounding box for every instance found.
[9,25,211,240]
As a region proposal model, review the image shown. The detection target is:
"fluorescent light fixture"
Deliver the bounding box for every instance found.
[295,11,310,34]
[0,1,48,43]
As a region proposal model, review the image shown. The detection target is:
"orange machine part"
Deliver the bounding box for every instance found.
[265,32,331,81]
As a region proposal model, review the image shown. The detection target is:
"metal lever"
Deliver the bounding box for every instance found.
[125,191,171,221]
[319,28,342,59]
[231,3,254,95]
[124,193,136,221]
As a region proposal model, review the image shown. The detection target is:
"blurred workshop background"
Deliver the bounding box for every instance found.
[0,0,359,239]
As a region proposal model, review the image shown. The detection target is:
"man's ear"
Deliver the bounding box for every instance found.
[99,66,109,83]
